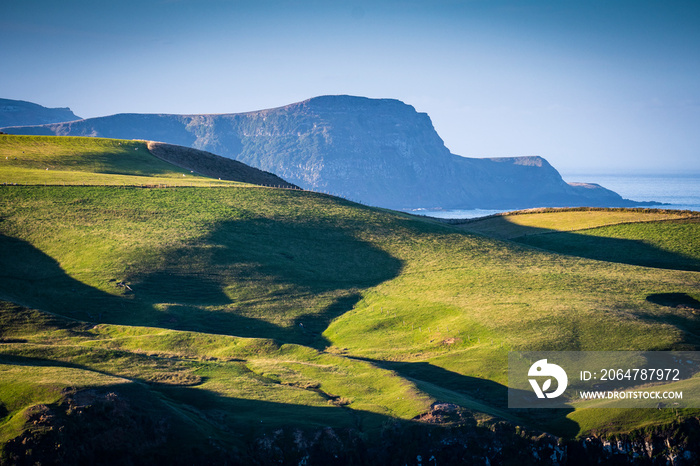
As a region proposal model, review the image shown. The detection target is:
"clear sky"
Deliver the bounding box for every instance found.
[2,0,699,174]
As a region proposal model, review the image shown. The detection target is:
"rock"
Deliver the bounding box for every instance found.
[1,95,640,210]
[0,98,81,128]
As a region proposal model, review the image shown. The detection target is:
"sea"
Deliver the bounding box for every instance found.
[409,173,700,219]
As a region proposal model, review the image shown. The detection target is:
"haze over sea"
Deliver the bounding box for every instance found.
[417,173,700,219]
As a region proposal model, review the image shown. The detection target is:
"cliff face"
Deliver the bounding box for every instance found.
[0,98,81,128]
[1,95,631,209]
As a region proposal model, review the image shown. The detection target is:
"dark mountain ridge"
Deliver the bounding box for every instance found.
[1,95,640,209]
[0,98,81,128]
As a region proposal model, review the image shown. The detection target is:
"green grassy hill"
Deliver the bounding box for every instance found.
[1,136,699,463]
[0,134,292,188]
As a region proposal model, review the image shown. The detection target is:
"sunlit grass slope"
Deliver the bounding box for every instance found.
[1,184,699,438]
[455,208,700,272]
[0,136,699,445]
[456,208,695,240]
[0,134,242,186]
[0,301,436,448]
[515,217,700,272]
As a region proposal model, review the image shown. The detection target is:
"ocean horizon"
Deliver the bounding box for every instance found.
[412,173,700,219]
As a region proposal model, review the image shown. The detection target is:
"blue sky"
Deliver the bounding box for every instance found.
[2,0,699,174]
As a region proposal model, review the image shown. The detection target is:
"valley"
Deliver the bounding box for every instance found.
[1,135,699,463]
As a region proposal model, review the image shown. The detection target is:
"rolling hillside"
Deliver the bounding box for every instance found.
[0,135,295,188]
[1,136,699,464]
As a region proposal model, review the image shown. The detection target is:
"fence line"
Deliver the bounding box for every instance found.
[0,181,308,191]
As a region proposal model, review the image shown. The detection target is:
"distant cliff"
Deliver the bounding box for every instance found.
[1,95,637,210]
[0,98,81,128]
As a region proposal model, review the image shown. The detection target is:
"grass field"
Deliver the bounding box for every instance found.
[0,134,247,187]
[1,135,699,461]
[455,208,697,239]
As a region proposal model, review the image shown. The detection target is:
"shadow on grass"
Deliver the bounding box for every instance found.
[0,352,373,434]
[638,293,700,349]
[352,356,579,438]
[0,214,403,348]
[0,354,376,465]
[0,354,576,465]
[0,233,139,322]
[647,293,700,310]
[125,218,402,347]
[492,219,700,272]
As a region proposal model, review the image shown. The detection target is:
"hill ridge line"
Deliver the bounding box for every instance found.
[143,140,298,189]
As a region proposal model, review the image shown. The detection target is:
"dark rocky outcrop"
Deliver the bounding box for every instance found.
[6,389,699,465]
[0,98,81,128]
[1,95,642,210]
